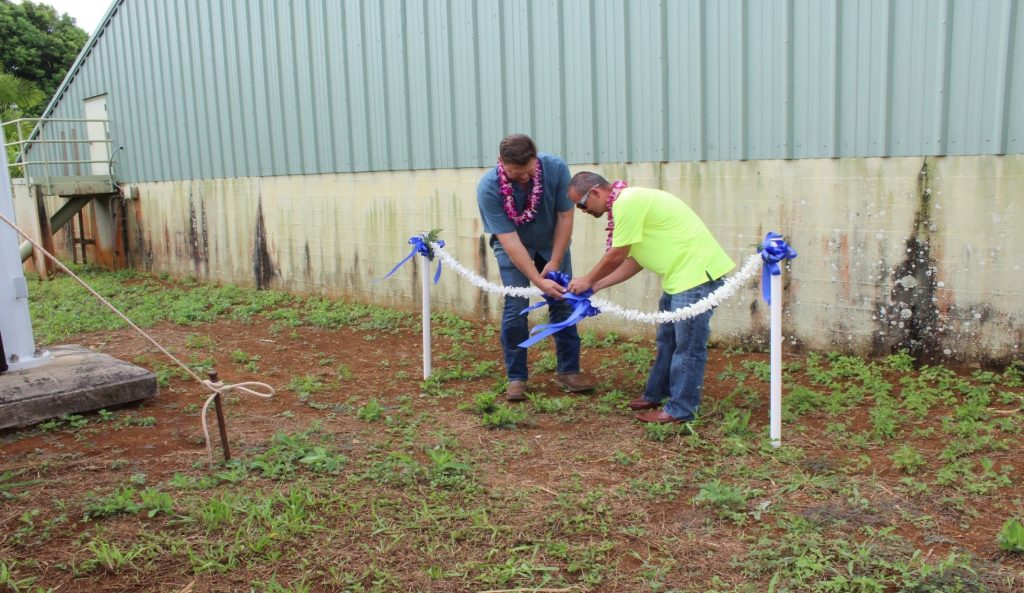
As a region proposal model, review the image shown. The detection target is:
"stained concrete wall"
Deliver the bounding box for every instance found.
[14,155,1023,364]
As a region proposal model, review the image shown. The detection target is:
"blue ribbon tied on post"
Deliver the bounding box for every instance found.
[517,271,601,348]
[757,232,797,304]
[381,234,444,284]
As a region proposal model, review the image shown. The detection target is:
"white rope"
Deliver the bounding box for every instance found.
[590,254,762,323]
[0,210,274,460]
[431,241,762,324]
[200,380,275,459]
[430,243,542,298]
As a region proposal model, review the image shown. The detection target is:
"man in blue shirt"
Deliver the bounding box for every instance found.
[476,134,596,401]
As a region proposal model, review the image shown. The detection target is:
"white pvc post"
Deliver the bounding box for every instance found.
[421,256,431,380]
[769,273,782,447]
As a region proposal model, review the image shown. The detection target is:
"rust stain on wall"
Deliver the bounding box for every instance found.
[87,205,113,269]
[129,188,153,270]
[345,247,361,293]
[872,160,940,363]
[838,233,851,300]
[187,190,210,277]
[303,241,312,280]
[201,195,210,275]
[253,195,274,290]
[477,234,490,319]
[159,219,169,263]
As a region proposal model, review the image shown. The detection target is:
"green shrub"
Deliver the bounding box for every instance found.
[482,404,528,429]
[997,518,1024,552]
[465,391,498,415]
[356,399,384,422]
[693,480,754,523]
[286,375,325,398]
[890,444,926,475]
[83,487,141,519]
[528,393,576,414]
[885,349,916,372]
[644,421,693,442]
[721,409,752,437]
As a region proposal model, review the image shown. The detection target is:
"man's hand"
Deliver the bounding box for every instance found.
[568,276,593,295]
[540,260,562,278]
[537,278,567,299]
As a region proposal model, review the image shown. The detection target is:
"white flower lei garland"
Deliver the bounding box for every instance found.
[429,241,761,324]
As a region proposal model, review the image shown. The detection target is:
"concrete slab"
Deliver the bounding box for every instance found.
[37,175,116,196]
[0,345,157,430]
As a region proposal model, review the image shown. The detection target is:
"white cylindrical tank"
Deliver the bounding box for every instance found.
[0,163,50,371]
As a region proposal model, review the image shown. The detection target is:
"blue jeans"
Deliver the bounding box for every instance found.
[495,250,581,381]
[641,280,723,420]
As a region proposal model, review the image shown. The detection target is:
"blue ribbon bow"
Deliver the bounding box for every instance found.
[517,271,601,348]
[757,232,797,304]
[381,235,444,284]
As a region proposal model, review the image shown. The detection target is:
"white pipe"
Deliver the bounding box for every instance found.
[421,256,431,380]
[770,273,782,447]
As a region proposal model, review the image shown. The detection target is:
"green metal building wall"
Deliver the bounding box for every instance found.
[35,0,1024,183]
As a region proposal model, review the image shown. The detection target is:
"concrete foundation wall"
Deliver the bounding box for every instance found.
[15,155,1023,364]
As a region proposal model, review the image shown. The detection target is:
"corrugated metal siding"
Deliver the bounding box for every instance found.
[32,0,1024,183]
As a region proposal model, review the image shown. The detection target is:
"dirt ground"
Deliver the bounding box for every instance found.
[1,311,1022,592]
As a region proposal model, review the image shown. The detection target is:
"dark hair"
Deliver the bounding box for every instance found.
[498,134,538,165]
[569,171,609,196]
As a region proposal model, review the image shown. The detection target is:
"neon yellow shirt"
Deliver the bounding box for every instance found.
[611,186,735,294]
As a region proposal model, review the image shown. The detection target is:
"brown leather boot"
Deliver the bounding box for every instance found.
[635,409,691,424]
[555,372,596,393]
[506,380,528,402]
[627,397,659,410]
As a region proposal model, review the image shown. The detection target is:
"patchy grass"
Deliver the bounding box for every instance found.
[2,267,1022,592]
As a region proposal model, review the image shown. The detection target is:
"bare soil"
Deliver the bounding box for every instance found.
[1,315,1022,593]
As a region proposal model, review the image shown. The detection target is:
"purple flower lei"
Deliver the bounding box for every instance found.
[604,180,628,251]
[496,159,543,226]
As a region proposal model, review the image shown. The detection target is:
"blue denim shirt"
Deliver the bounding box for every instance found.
[476,153,573,262]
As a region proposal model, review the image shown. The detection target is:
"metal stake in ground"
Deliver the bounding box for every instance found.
[207,369,231,461]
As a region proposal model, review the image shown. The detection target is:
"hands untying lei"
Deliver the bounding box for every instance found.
[518,271,602,348]
[567,276,593,295]
[536,277,567,300]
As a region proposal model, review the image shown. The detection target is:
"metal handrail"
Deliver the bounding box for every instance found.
[5,138,105,147]
[11,159,113,166]
[2,117,117,193]
[4,117,112,124]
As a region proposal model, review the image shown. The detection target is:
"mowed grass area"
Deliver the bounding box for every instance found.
[1,265,1022,592]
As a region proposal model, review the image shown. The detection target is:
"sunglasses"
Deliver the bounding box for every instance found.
[576,185,599,210]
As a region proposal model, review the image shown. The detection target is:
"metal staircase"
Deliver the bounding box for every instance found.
[2,116,121,265]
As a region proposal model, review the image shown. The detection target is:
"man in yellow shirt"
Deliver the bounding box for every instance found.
[567,172,734,423]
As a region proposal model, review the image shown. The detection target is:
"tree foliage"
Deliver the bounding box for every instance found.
[0,71,43,110]
[0,0,88,117]
[1,72,44,169]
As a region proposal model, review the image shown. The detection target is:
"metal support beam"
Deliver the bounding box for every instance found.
[19,195,94,262]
